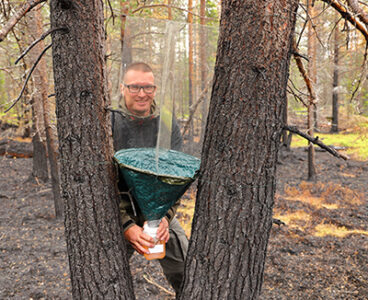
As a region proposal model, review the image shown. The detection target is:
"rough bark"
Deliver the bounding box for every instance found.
[179,1,299,299]
[50,0,135,298]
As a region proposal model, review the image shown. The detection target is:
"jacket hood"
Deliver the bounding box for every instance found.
[116,100,159,119]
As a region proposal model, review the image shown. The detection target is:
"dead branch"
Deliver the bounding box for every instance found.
[349,46,368,103]
[4,43,52,113]
[284,125,349,160]
[292,49,309,61]
[143,273,175,296]
[106,0,115,25]
[320,0,368,42]
[292,38,317,104]
[0,0,46,42]
[15,27,68,65]
[287,84,308,107]
[346,0,368,25]
[182,79,212,137]
[298,3,326,49]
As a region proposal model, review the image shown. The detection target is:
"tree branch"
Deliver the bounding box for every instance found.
[346,0,368,25]
[292,38,317,104]
[287,84,308,107]
[349,45,368,103]
[106,0,115,25]
[4,43,52,113]
[0,0,46,42]
[284,125,349,160]
[182,79,212,137]
[320,0,368,42]
[15,27,68,64]
[143,274,175,297]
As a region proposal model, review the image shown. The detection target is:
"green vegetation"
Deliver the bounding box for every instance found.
[291,125,368,161]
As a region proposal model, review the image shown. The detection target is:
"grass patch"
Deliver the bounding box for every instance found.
[314,223,368,238]
[291,128,368,161]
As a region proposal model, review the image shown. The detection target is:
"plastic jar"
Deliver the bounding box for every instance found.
[143,223,166,260]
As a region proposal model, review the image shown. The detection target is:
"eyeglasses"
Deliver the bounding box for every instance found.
[124,84,156,94]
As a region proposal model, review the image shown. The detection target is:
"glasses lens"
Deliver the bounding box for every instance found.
[128,85,140,93]
[125,84,155,94]
[144,86,155,93]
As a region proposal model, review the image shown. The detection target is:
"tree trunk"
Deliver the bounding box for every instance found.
[179,1,299,299]
[120,1,131,67]
[281,97,289,147]
[167,0,172,20]
[199,0,207,145]
[30,132,49,182]
[307,0,316,181]
[29,5,63,216]
[50,0,135,298]
[12,29,32,138]
[331,17,340,133]
[187,0,194,148]
[28,8,49,183]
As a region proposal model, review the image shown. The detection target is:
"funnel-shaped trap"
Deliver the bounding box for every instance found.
[114,148,200,221]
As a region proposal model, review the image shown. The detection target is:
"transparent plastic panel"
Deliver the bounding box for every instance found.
[109,16,219,159]
[110,17,218,219]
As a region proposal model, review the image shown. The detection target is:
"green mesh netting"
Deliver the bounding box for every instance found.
[114,148,200,221]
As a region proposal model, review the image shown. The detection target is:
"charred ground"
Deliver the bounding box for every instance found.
[0,145,367,299]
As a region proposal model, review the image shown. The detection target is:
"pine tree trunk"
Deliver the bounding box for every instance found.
[281,98,289,147]
[199,0,208,145]
[179,1,299,299]
[29,6,63,216]
[187,0,194,149]
[331,17,340,133]
[50,0,135,298]
[28,7,49,183]
[307,0,316,181]
[30,132,49,182]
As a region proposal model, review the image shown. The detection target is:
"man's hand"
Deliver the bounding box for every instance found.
[124,224,154,255]
[156,218,170,243]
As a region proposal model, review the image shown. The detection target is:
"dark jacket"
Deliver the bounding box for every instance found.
[112,110,182,151]
[111,109,183,231]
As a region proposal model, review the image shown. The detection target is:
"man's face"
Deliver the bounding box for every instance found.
[122,70,156,117]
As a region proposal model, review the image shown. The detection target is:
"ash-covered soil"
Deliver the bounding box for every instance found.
[0,146,367,299]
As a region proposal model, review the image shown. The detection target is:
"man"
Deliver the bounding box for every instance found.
[111,62,188,294]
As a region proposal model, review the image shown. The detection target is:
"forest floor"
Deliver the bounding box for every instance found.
[0,142,367,299]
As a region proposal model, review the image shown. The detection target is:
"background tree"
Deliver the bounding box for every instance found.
[187,0,195,148]
[27,5,49,183]
[307,0,317,180]
[331,13,341,133]
[179,0,299,298]
[49,0,134,297]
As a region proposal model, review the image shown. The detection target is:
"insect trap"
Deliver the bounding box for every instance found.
[112,16,218,257]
